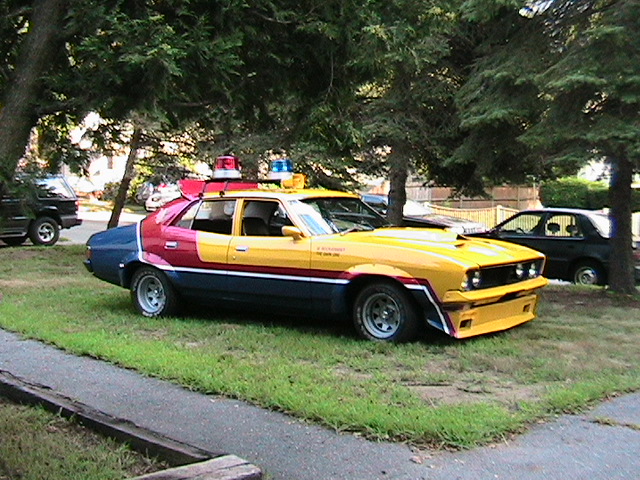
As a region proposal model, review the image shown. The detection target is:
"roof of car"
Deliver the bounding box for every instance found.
[202,188,358,201]
[522,207,608,217]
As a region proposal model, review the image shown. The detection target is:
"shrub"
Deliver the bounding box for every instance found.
[540,177,640,210]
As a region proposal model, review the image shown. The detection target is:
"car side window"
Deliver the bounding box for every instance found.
[544,214,582,238]
[498,213,544,235]
[187,199,236,234]
[173,202,199,229]
[241,200,290,236]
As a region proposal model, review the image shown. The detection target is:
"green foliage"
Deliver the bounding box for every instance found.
[540,177,640,210]
[539,177,605,208]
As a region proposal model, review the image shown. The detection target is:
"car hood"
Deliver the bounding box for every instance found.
[405,214,486,232]
[332,227,543,268]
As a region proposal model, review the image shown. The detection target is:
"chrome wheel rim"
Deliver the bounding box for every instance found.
[137,275,166,314]
[361,292,401,339]
[575,267,598,285]
[38,223,55,242]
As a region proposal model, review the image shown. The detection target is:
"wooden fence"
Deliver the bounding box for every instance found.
[425,204,518,228]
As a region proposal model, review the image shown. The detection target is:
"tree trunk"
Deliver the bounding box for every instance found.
[107,128,142,229]
[0,0,65,185]
[387,146,409,226]
[607,155,636,294]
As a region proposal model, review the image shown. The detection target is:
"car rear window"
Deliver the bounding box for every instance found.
[38,177,76,199]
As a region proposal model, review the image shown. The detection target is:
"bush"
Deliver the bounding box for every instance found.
[540,177,640,210]
[100,182,120,202]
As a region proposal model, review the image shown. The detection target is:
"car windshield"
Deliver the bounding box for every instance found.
[589,213,610,238]
[293,197,388,235]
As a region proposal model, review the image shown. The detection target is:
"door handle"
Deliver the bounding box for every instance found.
[165,241,178,249]
[235,246,249,252]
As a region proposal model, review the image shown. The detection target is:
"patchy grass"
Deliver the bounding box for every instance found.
[0,245,639,448]
[0,398,165,480]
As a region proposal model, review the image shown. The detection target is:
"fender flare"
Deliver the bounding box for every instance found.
[338,263,453,336]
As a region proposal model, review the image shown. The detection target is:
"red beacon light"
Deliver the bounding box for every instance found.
[214,155,242,179]
[268,158,294,180]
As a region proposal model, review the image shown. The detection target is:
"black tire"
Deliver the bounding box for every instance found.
[28,216,60,246]
[353,282,421,342]
[1,236,27,246]
[572,261,605,286]
[131,266,180,317]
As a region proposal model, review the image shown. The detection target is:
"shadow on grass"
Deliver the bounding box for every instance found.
[90,291,461,345]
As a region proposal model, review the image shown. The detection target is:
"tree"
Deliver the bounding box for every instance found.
[451,0,639,293]
[0,0,65,190]
[337,1,462,224]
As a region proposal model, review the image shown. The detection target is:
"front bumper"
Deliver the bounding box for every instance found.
[416,276,548,339]
[443,292,540,338]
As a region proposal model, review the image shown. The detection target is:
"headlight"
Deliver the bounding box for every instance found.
[462,270,482,290]
[471,270,482,288]
[515,263,525,280]
[528,262,538,278]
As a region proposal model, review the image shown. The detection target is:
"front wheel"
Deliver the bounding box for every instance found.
[353,282,421,342]
[131,267,180,317]
[572,261,604,286]
[28,217,60,246]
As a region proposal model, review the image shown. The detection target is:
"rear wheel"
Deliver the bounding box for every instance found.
[353,282,420,342]
[28,216,59,246]
[131,266,180,317]
[572,261,604,286]
[1,236,27,246]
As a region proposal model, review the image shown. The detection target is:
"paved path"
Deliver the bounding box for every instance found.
[0,329,638,480]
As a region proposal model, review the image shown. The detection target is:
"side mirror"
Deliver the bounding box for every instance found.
[282,226,304,240]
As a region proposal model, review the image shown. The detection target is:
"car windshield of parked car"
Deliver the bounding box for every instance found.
[295,197,388,235]
[589,213,610,238]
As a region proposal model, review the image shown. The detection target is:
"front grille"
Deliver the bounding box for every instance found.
[478,259,545,289]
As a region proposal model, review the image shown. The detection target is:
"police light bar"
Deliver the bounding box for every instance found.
[268,158,294,180]
[213,155,242,179]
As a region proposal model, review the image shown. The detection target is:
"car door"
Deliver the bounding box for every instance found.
[0,194,28,235]
[227,199,312,310]
[143,198,236,300]
[532,213,586,280]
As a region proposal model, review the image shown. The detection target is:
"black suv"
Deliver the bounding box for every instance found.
[0,175,82,246]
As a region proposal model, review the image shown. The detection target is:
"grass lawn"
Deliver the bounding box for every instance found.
[0,245,639,449]
[0,398,164,480]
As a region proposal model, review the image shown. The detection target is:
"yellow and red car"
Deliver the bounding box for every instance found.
[84,183,547,342]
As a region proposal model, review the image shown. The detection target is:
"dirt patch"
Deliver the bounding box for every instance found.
[0,279,36,288]
[408,381,546,409]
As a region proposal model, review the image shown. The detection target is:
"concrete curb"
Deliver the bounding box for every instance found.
[0,369,262,479]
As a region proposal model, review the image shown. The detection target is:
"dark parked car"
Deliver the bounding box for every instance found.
[362,194,487,234]
[0,175,82,246]
[473,208,640,285]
